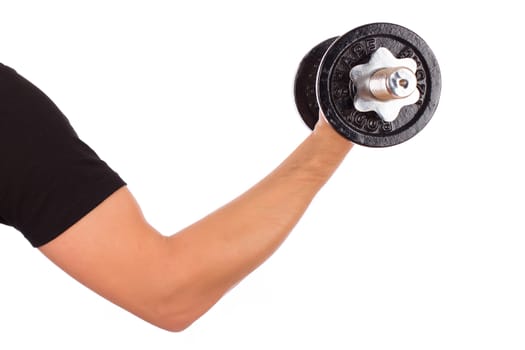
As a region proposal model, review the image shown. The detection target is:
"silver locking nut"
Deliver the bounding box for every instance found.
[350,47,420,122]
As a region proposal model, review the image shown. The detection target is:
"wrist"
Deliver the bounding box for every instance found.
[284,124,351,185]
[312,118,354,155]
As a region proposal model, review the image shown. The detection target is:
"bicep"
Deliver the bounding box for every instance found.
[39,186,173,327]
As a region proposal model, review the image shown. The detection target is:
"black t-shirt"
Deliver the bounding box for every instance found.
[0,63,126,247]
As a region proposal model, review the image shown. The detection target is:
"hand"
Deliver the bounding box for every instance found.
[312,111,354,151]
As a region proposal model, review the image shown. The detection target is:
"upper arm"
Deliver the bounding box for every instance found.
[0,64,191,331]
[38,186,177,330]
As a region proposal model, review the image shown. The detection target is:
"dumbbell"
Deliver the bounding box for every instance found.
[294,23,441,147]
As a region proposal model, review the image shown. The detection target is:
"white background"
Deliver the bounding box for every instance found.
[0,0,524,349]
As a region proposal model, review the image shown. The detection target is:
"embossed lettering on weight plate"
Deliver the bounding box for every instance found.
[344,110,392,134]
[333,69,346,81]
[342,38,377,67]
[399,46,426,105]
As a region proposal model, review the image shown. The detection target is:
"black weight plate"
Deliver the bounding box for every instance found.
[294,37,338,130]
[316,23,441,147]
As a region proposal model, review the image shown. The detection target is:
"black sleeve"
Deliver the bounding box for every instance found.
[0,63,127,247]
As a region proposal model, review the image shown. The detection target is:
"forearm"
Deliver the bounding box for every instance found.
[163,121,352,327]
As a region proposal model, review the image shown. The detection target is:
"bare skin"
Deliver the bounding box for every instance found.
[39,114,353,331]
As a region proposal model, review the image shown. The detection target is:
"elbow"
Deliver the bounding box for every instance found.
[156,318,194,333]
[139,237,223,332]
[150,307,199,333]
[148,293,225,332]
[146,295,205,332]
